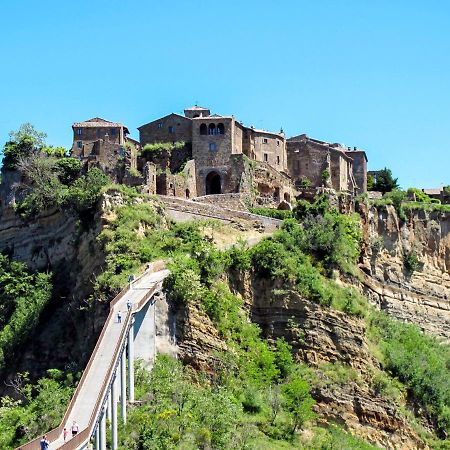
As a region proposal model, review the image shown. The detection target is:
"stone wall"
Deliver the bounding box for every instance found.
[193,193,250,211]
[71,126,124,156]
[156,160,197,199]
[346,150,367,193]
[252,161,295,206]
[252,130,287,172]
[287,136,355,192]
[138,114,192,146]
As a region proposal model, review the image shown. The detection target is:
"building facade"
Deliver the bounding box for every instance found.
[287,134,367,194]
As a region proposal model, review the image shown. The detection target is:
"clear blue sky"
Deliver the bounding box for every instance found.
[1,0,449,188]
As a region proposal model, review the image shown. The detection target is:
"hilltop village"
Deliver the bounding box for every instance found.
[70,106,368,209]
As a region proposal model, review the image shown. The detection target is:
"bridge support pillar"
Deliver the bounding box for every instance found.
[106,391,111,422]
[127,319,135,402]
[99,408,107,450]
[111,374,118,450]
[120,350,127,423]
[95,425,100,450]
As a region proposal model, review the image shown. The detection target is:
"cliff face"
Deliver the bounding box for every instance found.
[359,204,450,341]
[229,273,426,450]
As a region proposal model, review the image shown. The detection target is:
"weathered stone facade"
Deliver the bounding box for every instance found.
[138,106,292,204]
[70,107,369,206]
[287,134,367,194]
[70,117,138,182]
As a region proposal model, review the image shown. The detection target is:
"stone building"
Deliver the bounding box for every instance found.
[287,134,367,194]
[70,117,138,181]
[138,106,293,204]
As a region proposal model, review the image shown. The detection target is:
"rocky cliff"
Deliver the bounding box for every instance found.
[359,204,450,341]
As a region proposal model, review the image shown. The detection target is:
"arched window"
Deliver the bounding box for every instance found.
[200,124,207,135]
[217,123,225,135]
[208,123,216,135]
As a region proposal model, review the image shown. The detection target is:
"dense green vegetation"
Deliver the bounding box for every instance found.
[249,207,293,220]
[0,255,52,370]
[1,155,450,448]
[368,167,399,193]
[371,189,450,221]
[0,370,74,448]
[141,141,186,159]
[98,191,450,447]
[369,311,450,437]
[2,123,109,220]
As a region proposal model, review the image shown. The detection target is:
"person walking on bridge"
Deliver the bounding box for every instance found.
[71,421,79,437]
[40,435,49,450]
[117,311,122,323]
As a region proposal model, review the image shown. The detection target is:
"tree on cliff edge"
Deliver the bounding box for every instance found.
[373,167,399,194]
[2,123,47,170]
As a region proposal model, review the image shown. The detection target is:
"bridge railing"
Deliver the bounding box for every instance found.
[17,260,166,450]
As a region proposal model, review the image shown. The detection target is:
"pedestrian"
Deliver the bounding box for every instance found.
[71,420,79,437]
[40,435,49,450]
[117,311,122,323]
[127,299,132,311]
[63,427,68,442]
[128,274,135,289]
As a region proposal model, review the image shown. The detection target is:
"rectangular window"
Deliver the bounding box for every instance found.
[209,142,217,151]
[77,141,82,149]
[168,126,174,133]
[110,128,117,136]
[263,138,268,144]
[277,155,280,165]
[76,128,82,135]
[277,140,280,146]
[157,123,163,128]
[263,153,268,162]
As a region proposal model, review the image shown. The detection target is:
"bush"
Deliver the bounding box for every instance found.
[403,249,420,273]
[65,168,109,214]
[369,311,450,436]
[249,207,293,220]
[2,123,46,170]
[141,141,185,159]
[407,187,432,203]
[0,255,52,369]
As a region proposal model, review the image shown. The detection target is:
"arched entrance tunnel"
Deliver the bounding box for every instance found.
[205,171,222,195]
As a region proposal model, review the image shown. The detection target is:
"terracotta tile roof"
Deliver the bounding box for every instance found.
[73,117,125,128]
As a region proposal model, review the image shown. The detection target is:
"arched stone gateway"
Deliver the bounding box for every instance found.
[205,171,221,195]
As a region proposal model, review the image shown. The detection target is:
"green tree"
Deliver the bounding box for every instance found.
[2,124,47,170]
[281,378,316,433]
[373,167,399,194]
[367,174,375,191]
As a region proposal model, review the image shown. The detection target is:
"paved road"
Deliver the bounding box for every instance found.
[49,269,169,449]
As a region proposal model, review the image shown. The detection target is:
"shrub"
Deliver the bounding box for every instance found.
[2,123,46,170]
[407,187,432,203]
[403,249,420,273]
[65,168,109,214]
[369,311,450,436]
[0,255,52,370]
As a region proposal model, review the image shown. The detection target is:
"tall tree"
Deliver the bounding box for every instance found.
[374,167,399,193]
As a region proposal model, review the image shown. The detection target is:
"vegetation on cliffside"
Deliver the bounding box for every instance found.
[1,179,450,448]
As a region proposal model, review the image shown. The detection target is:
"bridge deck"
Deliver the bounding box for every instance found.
[48,269,169,449]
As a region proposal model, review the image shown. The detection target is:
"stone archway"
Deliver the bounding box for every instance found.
[205,171,221,195]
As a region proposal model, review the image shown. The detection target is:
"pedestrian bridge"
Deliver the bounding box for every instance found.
[18,261,170,450]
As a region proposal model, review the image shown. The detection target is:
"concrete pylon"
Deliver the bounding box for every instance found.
[99,408,106,450]
[111,375,118,450]
[120,351,127,423]
[127,320,135,402]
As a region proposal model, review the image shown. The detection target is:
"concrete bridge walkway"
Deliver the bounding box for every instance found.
[18,265,169,450]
